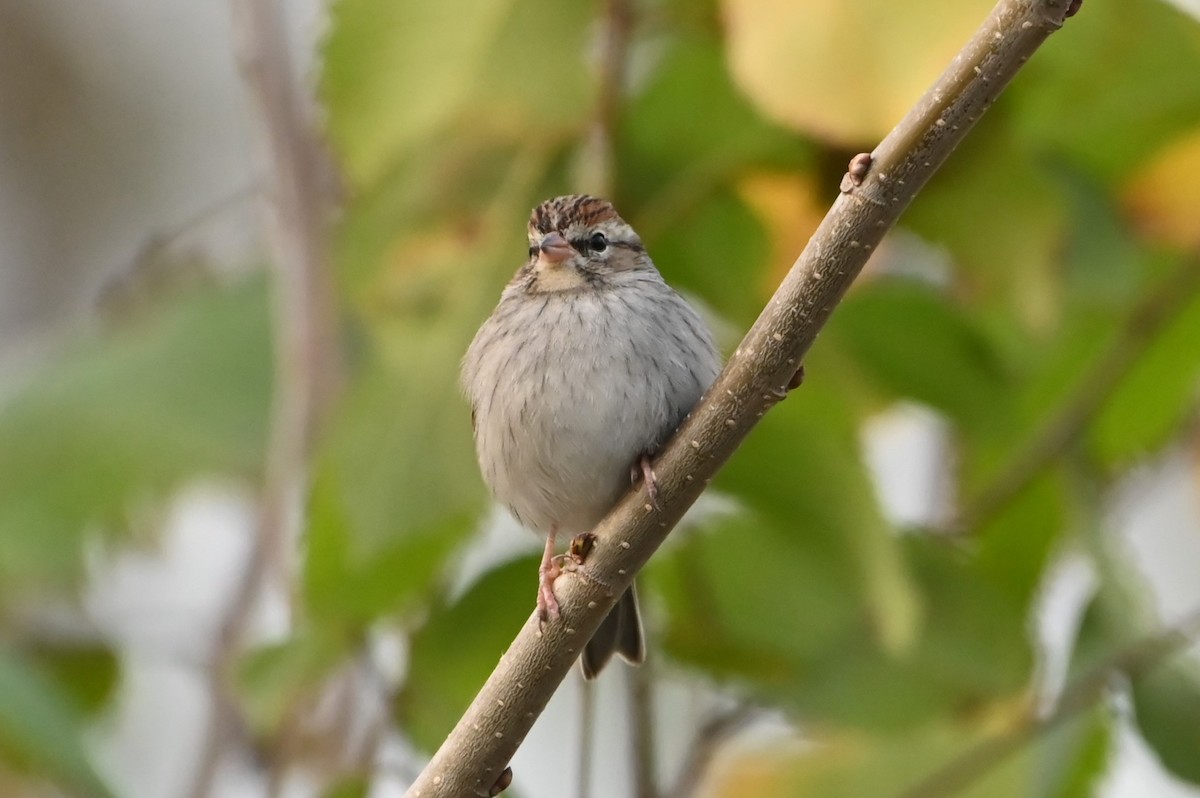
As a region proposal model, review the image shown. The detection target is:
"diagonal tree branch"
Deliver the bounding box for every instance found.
[404,1,1082,795]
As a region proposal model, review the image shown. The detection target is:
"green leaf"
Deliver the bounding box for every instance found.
[619,35,805,325]
[321,777,369,798]
[971,470,1069,608]
[0,649,112,797]
[1131,658,1200,785]
[648,366,1046,733]
[237,631,343,737]
[710,711,1110,798]
[332,138,533,301]
[1068,578,1199,786]
[307,127,551,631]
[904,115,1068,334]
[1056,167,1146,307]
[1010,0,1200,183]
[304,452,480,626]
[0,279,271,593]
[303,286,487,624]
[777,538,1031,731]
[620,35,806,199]
[27,644,119,718]
[828,279,1011,426]
[715,722,1030,798]
[1090,275,1200,467]
[956,312,1097,590]
[652,509,1032,733]
[715,370,920,656]
[396,556,538,751]
[904,537,1033,701]
[645,189,771,326]
[321,0,592,187]
[648,511,865,683]
[1032,709,1114,798]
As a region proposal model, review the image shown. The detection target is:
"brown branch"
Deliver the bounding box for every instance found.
[893,607,1200,798]
[404,2,1081,795]
[955,255,1200,532]
[577,0,633,199]
[188,1,341,797]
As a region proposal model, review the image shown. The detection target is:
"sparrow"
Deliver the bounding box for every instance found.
[461,194,721,678]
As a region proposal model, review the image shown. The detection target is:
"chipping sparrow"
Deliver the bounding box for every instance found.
[461,194,722,678]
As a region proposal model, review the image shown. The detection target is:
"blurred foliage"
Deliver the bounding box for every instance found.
[703,706,1113,798]
[0,278,271,794]
[395,555,539,751]
[0,279,271,594]
[2,0,1200,795]
[723,0,995,144]
[0,648,114,797]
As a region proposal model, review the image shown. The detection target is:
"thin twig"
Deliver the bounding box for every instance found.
[629,657,658,798]
[98,183,262,316]
[956,255,1200,532]
[135,182,262,261]
[578,680,595,798]
[187,2,341,797]
[894,607,1200,798]
[665,705,759,798]
[404,2,1081,795]
[578,0,633,199]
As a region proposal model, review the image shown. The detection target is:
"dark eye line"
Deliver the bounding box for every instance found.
[570,232,613,255]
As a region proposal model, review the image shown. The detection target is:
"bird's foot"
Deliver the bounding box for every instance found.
[632,454,660,510]
[559,531,614,593]
[537,560,562,625]
[537,530,562,626]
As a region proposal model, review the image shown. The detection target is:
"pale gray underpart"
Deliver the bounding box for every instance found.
[462,268,722,537]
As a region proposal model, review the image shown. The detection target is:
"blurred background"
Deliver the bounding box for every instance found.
[1,0,1199,797]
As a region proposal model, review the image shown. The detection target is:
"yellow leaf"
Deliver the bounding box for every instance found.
[722,0,993,145]
[1123,127,1200,249]
[736,172,826,299]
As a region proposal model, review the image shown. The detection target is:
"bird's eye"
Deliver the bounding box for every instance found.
[588,232,608,253]
[528,245,538,258]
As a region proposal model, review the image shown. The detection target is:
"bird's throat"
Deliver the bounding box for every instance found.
[530,261,590,293]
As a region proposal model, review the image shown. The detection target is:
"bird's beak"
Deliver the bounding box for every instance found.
[537,232,573,266]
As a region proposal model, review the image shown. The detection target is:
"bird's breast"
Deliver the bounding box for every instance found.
[466,284,718,534]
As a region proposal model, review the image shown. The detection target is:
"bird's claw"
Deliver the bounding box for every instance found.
[536,529,563,627]
[635,454,660,510]
[537,560,561,626]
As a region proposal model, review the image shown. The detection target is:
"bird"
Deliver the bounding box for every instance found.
[461,194,722,678]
